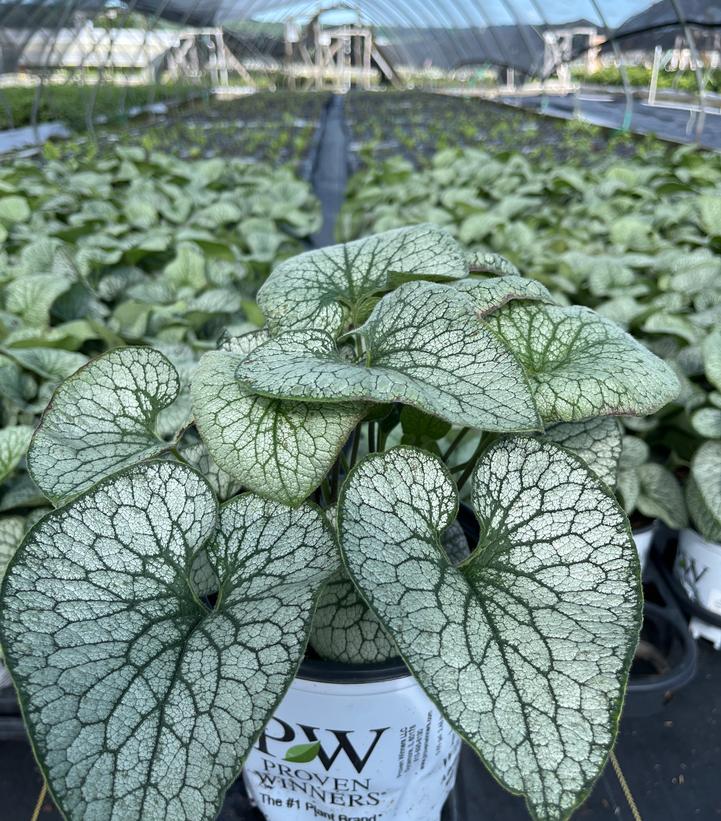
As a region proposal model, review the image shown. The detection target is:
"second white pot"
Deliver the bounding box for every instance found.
[674,528,721,649]
[243,660,461,821]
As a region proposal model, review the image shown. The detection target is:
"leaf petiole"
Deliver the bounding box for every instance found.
[367,421,376,453]
[456,434,494,491]
[320,477,332,505]
[443,427,470,461]
[349,425,361,469]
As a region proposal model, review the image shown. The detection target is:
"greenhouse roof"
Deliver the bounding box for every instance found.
[0,0,720,74]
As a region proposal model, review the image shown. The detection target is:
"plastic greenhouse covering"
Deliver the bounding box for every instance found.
[0,0,719,77]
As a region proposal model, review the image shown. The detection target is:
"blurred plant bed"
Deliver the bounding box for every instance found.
[0,82,209,133]
[38,90,330,171]
[142,90,329,168]
[344,90,659,170]
[573,65,721,94]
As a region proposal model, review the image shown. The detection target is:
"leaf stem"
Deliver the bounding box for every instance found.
[377,424,390,452]
[443,427,470,461]
[330,454,341,502]
[321,477,333,507]
[367,420,376,453]
[170,446,190,465]
[339,450,350,474]
[349,425,361,469]
[455,435,492,491]
[354,334,364,361]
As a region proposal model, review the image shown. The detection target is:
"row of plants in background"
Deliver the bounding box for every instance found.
[136,91,329,166]
[338,137,721,591]
[0,81,209,132]
[0,225,678,821]
[0,142,320,596]
[344,90,661,169]
[139,117,317,165]
[572,65,721,94]
[42,91,329,169]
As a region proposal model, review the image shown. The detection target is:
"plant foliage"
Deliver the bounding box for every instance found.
[339,137,721,535]
[1,226,678,821]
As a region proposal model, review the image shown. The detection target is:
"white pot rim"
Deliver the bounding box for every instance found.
[297,656,408,684]
[632,518,657,536]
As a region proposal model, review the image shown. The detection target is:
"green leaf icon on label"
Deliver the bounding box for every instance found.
[284,742,321,764]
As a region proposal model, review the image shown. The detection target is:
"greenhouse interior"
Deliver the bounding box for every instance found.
[1,1,721,820]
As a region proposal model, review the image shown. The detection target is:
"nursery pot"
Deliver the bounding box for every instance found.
[624,602,697,716]
[621,551,697,716]
[243,657,461,821]
[632,520,657,572]
[674,528,721,649]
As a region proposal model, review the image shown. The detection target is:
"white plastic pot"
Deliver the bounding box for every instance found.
[633,521,657,571]
[243,659,461,821]
[674,528,721,649]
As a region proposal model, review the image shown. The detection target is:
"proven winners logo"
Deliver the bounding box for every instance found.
[249,716,391,816]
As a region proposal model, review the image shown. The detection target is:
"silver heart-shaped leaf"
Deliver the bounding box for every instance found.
[192,331,364,507]
[1,461,338,821]
[487,302,680,423]
[28,347,180,504]
[339,442,641,821]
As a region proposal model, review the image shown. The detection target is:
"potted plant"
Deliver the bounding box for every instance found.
[0,226,679,821]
